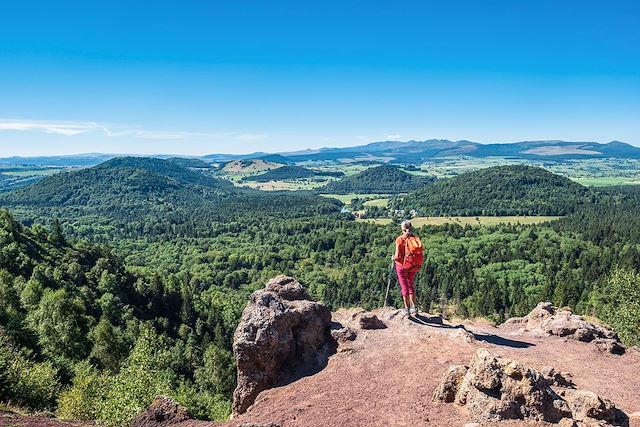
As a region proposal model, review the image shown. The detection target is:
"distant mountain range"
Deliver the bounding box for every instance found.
[273,139,640,163]
[2,140,639,167]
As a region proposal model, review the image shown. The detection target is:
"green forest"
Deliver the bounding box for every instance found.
[395,165,595,216]
[319,164,436,194]
[1,159,639,426]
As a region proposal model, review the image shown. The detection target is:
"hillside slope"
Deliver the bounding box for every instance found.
[319,165,436,194]
[397,165,593,216]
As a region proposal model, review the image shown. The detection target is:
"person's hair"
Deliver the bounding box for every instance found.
[401,220,413,232]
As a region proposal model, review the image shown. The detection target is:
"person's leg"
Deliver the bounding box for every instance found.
[407,271,417,311]
[396,265,409,310]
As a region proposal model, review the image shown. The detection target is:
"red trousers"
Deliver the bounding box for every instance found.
[395,263,416,297]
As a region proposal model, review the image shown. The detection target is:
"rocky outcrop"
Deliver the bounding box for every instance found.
[433,349,628,426]
[131,396,191,427]
[505,303,624,354]
[232,276,334,416]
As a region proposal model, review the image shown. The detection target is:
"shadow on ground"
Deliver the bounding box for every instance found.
[409,314,535,349]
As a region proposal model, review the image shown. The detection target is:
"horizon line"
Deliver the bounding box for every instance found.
[0,138,633,159]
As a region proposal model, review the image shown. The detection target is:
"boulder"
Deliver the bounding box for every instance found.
[506,303,625,355]
[232,276,334,416]
[593,338,625,355]
[541,366,575,388]
[563,389,628,426]
[330,325,357,343]
[432,365,468,403]
[434,349,628,426]
[357,313,387,330]
[131,396,191,427]
[521,302,557,330]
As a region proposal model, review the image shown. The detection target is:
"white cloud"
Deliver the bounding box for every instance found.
[0,120,98,136]
[386,134,401,140]
[0,119,266,143]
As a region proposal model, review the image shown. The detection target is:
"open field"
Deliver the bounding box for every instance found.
[357,215,562,227]
[1,169,66,177]
[236,180,328,191]
[363,198,390,207]
[321,193,392,203]
[570,177,640,186]
[419,158,640,186]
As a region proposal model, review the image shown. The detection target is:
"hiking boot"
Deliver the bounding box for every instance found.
[405,308,411,316]
[409,307,417,316]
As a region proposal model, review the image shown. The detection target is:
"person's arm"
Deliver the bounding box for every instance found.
[392,237,402,262]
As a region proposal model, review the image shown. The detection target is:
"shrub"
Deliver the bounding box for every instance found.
[57,362,107,420]
[0,331,61,410]
[174,381,231,422]
[97,325,174,427]
[597,268,640,347]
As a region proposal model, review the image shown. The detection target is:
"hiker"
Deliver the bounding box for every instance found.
[392,220,424,316]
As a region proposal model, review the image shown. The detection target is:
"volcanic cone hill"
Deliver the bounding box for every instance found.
[318,164,436,194]
[396,165,595,216]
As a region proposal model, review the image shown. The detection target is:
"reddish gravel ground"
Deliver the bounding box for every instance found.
[0,410,93,427]
[222,307,640,427]
[3,308,639,427]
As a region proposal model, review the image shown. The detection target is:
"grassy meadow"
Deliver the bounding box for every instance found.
[358,215,562,227]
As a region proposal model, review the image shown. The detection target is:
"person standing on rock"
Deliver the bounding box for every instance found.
[392,220,424,316]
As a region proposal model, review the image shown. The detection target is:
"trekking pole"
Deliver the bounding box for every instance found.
[383,261,395,307]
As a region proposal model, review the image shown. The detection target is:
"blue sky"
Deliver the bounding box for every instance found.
[1,0,639,156]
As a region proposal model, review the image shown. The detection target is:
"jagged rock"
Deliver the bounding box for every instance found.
[506,303,625,355]
[563,389,628,426]
[522,302,557,329]
[264,275,309,300]
[357,313,387,330]
[232,276,334,416]
[540,312,594,338]
[593,338,625,355]
[451,328,476,344]
[559,418,577,427]
[432,365,468,403]
[131,396,191,427]
[541,366,575,388]
[330,325,357,343]
[434,349,628,426]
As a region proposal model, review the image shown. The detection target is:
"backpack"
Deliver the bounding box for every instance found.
[403,235,424,272]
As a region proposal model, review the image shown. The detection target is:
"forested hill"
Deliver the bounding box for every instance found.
[0,157,342,239]
[165,157,211,169]
[0,157,234,212]
[95,157,231,190]
[396,165,593,216]
[318,165,436,194]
